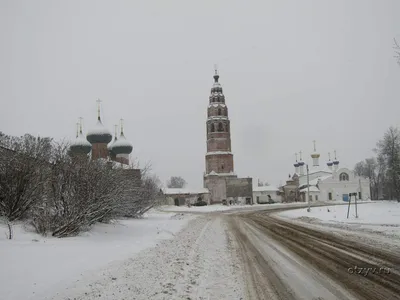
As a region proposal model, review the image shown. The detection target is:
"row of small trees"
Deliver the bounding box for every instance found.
[354,126,400,202]
[0,132,162,238]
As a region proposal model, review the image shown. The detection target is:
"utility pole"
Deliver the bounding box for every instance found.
[307,164,311,212]
[355,192,358,218]
[347,193,351,219]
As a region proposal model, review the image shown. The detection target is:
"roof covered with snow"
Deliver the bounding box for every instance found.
[204,171,236,177]
[205,151,233,156]
[299,186,320,193]
[70,132,92,154]
[163,188,210,195]
[208,116,229,121]
[109,134,133,155]
[208,103,226,108]
[253,186,279,192]
[87,120,113,144]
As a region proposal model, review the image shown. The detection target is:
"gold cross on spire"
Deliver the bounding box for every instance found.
[214,64,218,75]
[295,152,298,161]
[78,117,83,133]
[313,140,316,152]
[120,118,124,135]
[299,150,302,160]
[114,124,118,137]
[328,152,331,160]
[75,122,79,138]
[96,98,102,120]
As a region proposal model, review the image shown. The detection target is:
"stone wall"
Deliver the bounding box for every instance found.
[226,177,253,199]
[91,143,108,160]
[205,153,234,174]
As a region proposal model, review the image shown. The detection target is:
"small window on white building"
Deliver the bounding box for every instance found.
[315,195,318,201]
[309,195,312,201]
[328,192,332,200]
[339,172,349,181]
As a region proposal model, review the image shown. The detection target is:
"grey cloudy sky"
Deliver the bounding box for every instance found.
[1,0,400,188]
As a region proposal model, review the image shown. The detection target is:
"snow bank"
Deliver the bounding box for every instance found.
[0,212,192,300]
[160,202,311,213]
[277,201,400,238]
[159,204,234,212]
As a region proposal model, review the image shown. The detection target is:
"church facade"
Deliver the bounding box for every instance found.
[282,144,371,202]
[203,70,253,204]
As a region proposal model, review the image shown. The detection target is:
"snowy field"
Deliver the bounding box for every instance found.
[0,211,192,300]
[277,201,400,239]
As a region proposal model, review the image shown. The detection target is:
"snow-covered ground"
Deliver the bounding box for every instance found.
[277,201,400,239]
[42,215,245,300]
[159,202,308,213]
[0,211,193,300]
[159,204,234,212]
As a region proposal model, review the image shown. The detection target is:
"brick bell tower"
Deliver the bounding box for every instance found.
[204,68,236,204]
[205,69,234,174]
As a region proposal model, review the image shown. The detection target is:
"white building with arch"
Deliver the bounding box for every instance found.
[288,143,371,202]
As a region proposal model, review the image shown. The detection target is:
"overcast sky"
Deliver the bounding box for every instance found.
[1,0,400,188]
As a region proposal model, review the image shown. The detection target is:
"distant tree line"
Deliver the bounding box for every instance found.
[166,176,187,189]
[354,126,400,202]
[0,132,162,238]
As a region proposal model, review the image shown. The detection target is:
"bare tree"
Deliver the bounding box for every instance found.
[257,180,270,187]
[0,134,51,222]
[117,162,163,218]
[166,176,187,188]
[394,38,400,66]
[376,126,400,201]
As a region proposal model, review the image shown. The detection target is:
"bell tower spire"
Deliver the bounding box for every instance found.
[204,68,233,175]
[96,98,102,121]
[204,68,235,204]
[311,140,320,166]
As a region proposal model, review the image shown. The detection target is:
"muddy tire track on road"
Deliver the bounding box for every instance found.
[228,210,400,300]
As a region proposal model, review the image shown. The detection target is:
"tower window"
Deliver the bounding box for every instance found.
[339,172,349,181]
[221,164,224,170]
[218,123,223,132]
[218,108,222,115]
[210,123,215,132]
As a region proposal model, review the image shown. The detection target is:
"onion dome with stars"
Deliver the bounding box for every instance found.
[297,151,305,166]
[327,152,333,167]
[333,150,339,165]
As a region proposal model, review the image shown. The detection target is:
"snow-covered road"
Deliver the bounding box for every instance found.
[7,203,400,299]
[51,215,246,300]
[229,209,400,300]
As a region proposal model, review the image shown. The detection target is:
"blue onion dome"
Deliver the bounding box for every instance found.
[327,160,334,166]
[294,162,300,167]
[298,160,305,166]
[110,132,133,155]
[87,119,112,144]
[333,150,339,165]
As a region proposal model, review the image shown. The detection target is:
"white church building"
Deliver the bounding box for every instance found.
[288,143,371,202]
